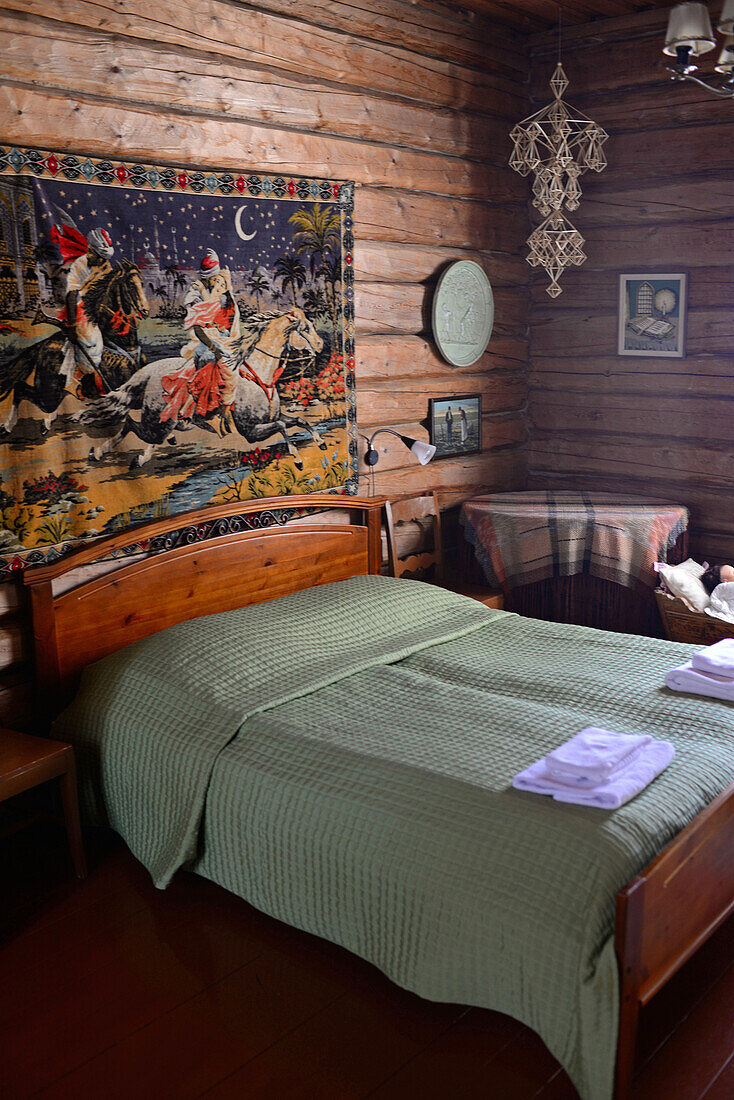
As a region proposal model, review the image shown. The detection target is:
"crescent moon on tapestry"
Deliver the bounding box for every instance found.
[234,205,256,241]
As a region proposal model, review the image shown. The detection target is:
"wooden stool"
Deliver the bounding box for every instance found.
[0,728,87,879]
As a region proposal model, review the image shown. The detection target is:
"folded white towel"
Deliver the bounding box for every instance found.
[513,740,675,809]
[691,636,734,678]
[545,727,652,787]
[665,661,734,702]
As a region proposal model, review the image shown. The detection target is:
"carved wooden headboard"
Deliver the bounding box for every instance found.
[23,494,384,722]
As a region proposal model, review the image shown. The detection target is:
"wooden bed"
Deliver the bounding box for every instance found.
[22,494,734,1100]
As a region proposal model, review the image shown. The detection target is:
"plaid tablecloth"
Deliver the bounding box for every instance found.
[460,491,689,592]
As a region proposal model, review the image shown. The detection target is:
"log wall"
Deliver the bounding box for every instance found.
[527,12,734,564]
[0,0,531,725]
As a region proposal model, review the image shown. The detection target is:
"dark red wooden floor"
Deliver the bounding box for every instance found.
[1,820,732,1099]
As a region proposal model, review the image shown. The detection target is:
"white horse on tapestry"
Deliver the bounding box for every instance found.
[78,308,327,468]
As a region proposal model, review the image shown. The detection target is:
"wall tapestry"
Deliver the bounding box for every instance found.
[0,144,357,572]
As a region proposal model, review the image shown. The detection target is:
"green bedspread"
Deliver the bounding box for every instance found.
[54,575,734,1100]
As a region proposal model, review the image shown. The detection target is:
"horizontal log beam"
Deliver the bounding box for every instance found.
[366,447,527,497]
[240,0,528,74]
[0,615,31,671]
[0,17,515,164]
[358,386,528,427]
[530,266,734,310]
[529,361,734,400]
[529,392,734,444]
[566,82,734,138]
[529,433,734,486]
[355,283,527,336]
[0,584,26,618]
[356,240,528,287]
[358,333,529,374]
[356,189,528,250]
[530,307,734,357]
[1,1,527,113]
[0,86,519,201]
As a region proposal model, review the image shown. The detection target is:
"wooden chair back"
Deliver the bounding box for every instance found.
[384,491,444,582]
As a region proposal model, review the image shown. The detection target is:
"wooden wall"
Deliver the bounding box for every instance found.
[527,9,734,564]
[0,0,531,724]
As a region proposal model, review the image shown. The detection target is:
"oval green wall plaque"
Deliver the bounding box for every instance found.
[432,260,494,367]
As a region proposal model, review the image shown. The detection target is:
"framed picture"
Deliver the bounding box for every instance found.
[428,395,481,458]
[617,273,687,358]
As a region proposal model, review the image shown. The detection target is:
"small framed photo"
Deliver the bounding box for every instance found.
[617,273,687,358]
[428,395,481,458]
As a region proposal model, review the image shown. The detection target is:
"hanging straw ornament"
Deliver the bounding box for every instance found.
[509,61,608,297]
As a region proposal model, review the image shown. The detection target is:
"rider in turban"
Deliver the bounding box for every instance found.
[161,248,240,436]
[60,226,115,395]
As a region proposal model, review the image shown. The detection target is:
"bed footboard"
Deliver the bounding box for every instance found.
[614,780,734,1098]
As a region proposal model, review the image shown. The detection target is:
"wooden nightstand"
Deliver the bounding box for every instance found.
[0,728,86,879]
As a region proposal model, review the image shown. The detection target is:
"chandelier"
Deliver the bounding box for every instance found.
[663,2,734,97]
[509,62,608,298]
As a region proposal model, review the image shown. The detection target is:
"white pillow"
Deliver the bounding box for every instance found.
[658,559,710,613]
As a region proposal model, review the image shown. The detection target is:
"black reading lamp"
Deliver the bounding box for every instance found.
[364,429,436,469]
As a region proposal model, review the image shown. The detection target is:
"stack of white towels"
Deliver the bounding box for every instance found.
[665,637,734,701]
[513,727,675,810]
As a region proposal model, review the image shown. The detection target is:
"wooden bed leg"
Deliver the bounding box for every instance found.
[614,985,639,1100]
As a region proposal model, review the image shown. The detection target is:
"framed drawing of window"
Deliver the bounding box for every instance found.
[617,273,687,358]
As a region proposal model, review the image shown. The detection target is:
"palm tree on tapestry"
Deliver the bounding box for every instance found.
[164,262,179,300]
[149,282,169,314]
[274,255,307,307]
[317,256,342,331]
[288,204,340,283]
[248,269,269,311]
[174,269,187,302]
[302,287,328,320]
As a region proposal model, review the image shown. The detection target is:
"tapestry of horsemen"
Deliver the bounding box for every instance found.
[0,145,357,570]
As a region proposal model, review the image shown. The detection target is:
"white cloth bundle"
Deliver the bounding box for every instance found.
[665,661,734,702]
[706,582,734,626]
[513,730,675,810]
[691,636,734,677]
[544,727,652,787]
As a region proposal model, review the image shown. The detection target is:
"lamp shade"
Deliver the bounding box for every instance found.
[719,0,734,34]
[407,439,436,465]
[663,3,716,55]
[715,33,734,70]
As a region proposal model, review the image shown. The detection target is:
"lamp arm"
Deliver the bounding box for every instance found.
[666,66,734,97]
[367,428,404,449]
[364,428,405,467]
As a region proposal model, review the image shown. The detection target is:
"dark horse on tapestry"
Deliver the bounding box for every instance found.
[0,261,149,436]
